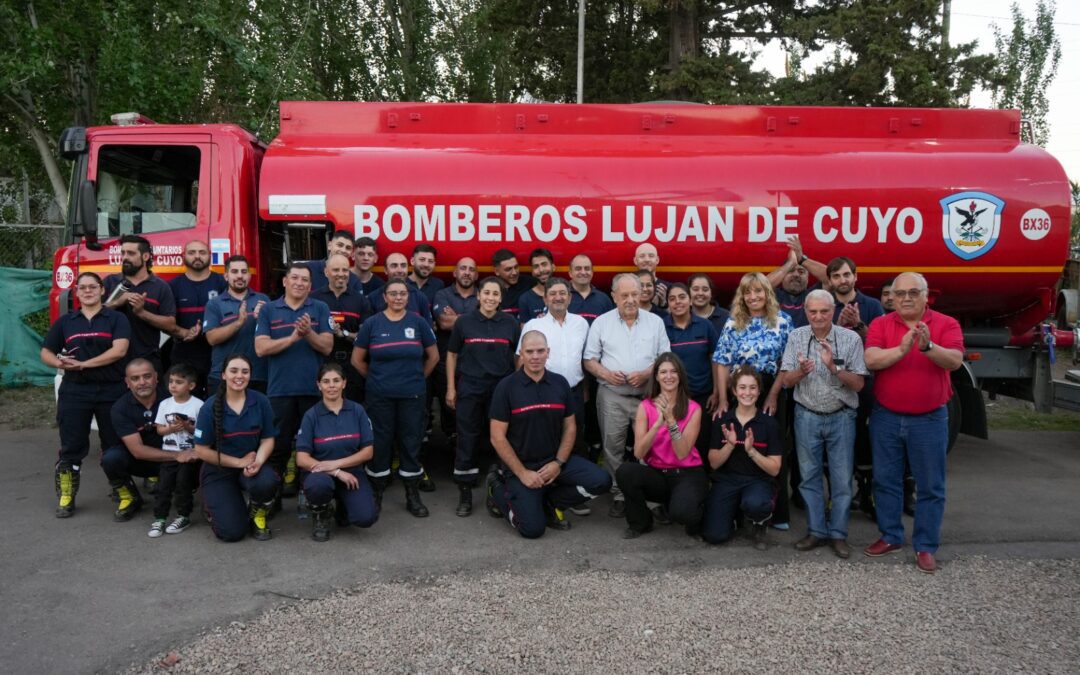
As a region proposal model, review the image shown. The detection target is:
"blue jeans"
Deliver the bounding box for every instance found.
[794,405,856,540]
[870,404,948,553]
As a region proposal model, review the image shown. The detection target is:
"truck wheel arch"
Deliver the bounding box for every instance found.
[950,362,986,448]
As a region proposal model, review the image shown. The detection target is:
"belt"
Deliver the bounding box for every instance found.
[797,402,847,416]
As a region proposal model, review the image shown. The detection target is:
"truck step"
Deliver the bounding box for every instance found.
[1053,377,1080,412]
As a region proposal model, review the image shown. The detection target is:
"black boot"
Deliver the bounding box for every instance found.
[752,522,769,551]
[418,471,436,492]
[405,481,429,518]
[249,500,273,541]
[54,463,80,518]
[484,467,504,518]
[456,485,473,517]
[310,503,333,542]
[110,479,143,522]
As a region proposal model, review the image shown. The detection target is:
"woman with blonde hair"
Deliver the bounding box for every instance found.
[711,271,794,529]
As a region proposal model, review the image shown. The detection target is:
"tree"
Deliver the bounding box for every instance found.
[991,0,1061,146]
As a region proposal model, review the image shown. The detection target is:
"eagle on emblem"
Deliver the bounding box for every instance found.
[953,200,987,245]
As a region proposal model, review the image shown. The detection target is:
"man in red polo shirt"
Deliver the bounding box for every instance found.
[862,272,964,574]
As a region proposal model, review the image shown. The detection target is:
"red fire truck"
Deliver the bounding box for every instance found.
[51,101,1075,443]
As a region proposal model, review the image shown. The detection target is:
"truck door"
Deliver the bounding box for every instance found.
[75,134,212,279]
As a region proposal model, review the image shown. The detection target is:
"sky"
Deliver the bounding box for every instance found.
[951,0,1080,181]
[751,1,1079,181]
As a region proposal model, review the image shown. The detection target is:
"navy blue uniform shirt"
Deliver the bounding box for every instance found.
[312,287,372,353]
[665,314,720,396]
[499,275,537,319]
[44,308,131,384]
[447,310,520,397]
[359,275,385,298]
[111,388,168,450]
[709,409,782,479]
[431,286,479,353]
[254,296,334,398]
[295,400,375,462]
[407,276,446,307]
[354,312,436,398]
[569,287,615,325]
[307,259,364,295]
[104,273,176,361]
[194,390,278,458]
[699,305,731,335]
[489,368,574,468]
[834,290,885,329]
[369,285,433,326]
[202,291,271,382]
[169,272,227,368]
[516,288,548,324]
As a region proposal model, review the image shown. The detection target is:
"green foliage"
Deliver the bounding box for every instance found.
[0,0,1024,221]
[991,0,1061,147]
[1071,180,1079,253]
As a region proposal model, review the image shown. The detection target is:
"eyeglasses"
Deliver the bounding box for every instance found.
[891,289,926,299]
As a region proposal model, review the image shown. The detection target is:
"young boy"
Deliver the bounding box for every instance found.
[150,363,203,537]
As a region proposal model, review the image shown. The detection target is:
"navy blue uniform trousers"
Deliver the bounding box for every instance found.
[491,455,612,539]
[302,468,379,527]
[200,463,279,542]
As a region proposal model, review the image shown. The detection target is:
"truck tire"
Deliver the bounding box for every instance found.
[947,392,962,453]
[1058,289,1078,329]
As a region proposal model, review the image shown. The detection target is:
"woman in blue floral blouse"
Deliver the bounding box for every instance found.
[711,272,792,417]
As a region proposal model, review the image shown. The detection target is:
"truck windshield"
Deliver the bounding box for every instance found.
[94,145,200,236]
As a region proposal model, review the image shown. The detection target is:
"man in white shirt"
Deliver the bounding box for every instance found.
[519,277,589,436]
[583,273,670,517]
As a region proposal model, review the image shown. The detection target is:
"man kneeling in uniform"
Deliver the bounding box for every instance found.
[486,331,612,537]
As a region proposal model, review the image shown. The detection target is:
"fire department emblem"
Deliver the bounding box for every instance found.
[940,191,1004,260]
[405,327,415,339]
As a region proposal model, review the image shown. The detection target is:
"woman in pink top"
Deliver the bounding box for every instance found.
[615,353,709,539]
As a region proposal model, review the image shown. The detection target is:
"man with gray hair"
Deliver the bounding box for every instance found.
[781,289,868,559]
[583,273,670,517]
[863,272,963,574]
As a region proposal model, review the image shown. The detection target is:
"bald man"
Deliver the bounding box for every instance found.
[633,243,671,308]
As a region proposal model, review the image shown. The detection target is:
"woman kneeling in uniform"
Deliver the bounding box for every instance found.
[194,354,279,542]
[295,362,378,541]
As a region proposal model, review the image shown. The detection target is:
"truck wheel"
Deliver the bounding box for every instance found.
[946,392,962,453]
[1058,289,1078,329]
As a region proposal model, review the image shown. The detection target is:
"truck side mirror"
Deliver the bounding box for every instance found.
[76,180,102,250]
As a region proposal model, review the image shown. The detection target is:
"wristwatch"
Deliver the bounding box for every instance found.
[798,254,808,265]
[555,457,567,467]
[920,340,934,352]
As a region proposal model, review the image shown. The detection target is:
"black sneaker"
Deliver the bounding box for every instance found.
[651,504,671,525]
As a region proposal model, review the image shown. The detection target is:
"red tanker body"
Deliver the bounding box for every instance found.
[51,101,1073,440]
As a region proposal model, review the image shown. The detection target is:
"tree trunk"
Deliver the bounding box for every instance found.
[28,122,69,223]
[667,0,699,99]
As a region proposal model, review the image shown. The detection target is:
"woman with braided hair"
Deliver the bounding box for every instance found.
[194,354,278,541]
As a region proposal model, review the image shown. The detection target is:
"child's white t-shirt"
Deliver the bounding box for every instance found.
[154,396,204,451]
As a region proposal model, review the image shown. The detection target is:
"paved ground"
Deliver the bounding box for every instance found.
[2,427,1079,673]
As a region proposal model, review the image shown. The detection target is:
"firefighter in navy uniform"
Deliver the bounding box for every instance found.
[486,330,612,537]
[41,272,131,518]
[312,253,372,404]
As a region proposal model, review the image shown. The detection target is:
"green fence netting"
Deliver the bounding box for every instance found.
[0,267,54,387]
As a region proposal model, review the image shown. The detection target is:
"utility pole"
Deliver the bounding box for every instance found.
[576,0,585,103]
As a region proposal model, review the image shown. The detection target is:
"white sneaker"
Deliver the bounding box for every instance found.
[165,516,191,534]
[148,519,166,538]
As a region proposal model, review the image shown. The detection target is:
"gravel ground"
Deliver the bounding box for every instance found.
[135,556,1079,674]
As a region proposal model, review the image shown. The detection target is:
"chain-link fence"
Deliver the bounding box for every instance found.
[0,224,62,338]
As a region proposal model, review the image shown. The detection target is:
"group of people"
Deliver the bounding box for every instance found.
[42,232,963,573]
